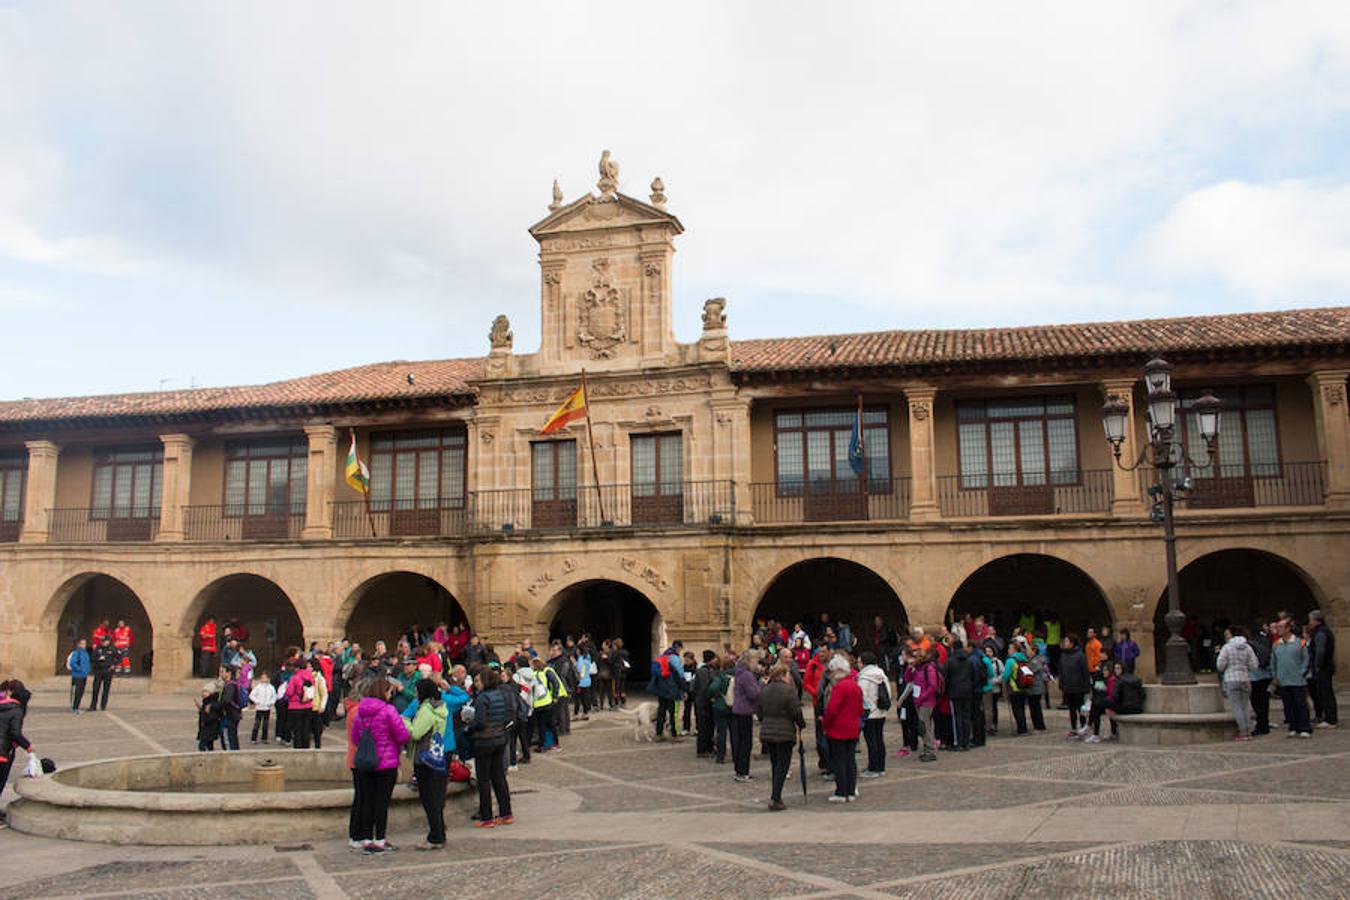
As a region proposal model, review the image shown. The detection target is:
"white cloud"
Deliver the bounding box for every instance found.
[1141,180,1350,301]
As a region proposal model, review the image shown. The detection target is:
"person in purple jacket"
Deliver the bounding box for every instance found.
[349,677,410,853]
[730,649,765,782]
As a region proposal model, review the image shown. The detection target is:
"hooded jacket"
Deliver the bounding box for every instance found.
[350,696,410,770]
[284,668,315,711]
[755,680,805,743]
[856,664,889,720]
[821,671,863,740]
[67,647,91,679]
[944,647,978,700]
[1216,636,1259,685]
[0,696,31,762]
[731,661,764,716]
[408,697,448,760]
[1058,647,1091,695]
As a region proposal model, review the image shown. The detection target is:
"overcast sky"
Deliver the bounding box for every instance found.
[2,2,1348,400]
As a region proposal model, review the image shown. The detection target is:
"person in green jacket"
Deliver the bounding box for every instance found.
[406,679,449,849]
[708,657,733,764]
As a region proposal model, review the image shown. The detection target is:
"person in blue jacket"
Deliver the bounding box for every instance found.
[66,638,91,714]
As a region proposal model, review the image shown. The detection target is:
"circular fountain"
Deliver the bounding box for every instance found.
[9,749,467,845]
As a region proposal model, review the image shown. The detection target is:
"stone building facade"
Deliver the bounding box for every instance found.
[1,155,1348,688]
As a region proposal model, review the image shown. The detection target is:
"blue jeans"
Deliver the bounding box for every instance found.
[219,717,240,750]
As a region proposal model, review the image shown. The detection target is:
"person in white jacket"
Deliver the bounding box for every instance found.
[1216,627,1260,740]
[856,653,890,777]
[248,671,278,743]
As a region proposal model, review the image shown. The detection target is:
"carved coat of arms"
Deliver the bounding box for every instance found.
[577,258,626,358]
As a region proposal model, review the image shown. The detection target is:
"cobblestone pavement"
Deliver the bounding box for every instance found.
[2,685,1348,899]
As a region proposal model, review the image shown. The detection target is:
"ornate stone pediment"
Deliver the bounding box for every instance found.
[529,192,683,238]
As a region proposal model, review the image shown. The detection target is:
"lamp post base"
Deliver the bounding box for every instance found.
[1160,624,1197,685]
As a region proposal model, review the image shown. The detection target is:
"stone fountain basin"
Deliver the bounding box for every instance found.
[10,749,466,845]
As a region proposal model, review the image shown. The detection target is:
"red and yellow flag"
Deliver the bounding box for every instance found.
[541,383,587,434]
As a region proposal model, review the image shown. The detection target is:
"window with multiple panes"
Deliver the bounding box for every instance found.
[0,451,24,524]
[774,407,890,494]
[632,433,682,497]
[531,440,577,501]
[92,447,163,518]
[1180,386,1280,478]
[957,396,1078,489]
[369,429,467,512]
[224,438,308,516]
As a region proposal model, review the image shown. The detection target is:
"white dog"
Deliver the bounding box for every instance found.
[619,701,658,742]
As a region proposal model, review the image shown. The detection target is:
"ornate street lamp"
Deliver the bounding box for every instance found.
[1101,360,1221,685]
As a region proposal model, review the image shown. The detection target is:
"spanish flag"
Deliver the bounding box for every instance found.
[344,428,370,493]
[541,383,587,434]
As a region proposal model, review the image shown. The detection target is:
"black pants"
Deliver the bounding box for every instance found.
[900,699,918,750]
[353,768,398,841]
[89,672,111,710]
[310,712,324,749]
[682,695,692,733]
[1028,694,1046,730]
[251,709,271,742]
[695,703,713,754]
[219,716,240,751]
[475,746,511,819]
[862,718,885,772]
[730,713,754,776]
[275,703,290,742]
[70,677,87,710]
[573,686,591,716]
[200,651,218,678]
[829,737,857,798]
[0,759,10,807]
[532,704,554,749]
[934,709,953,747]
[1250,678,1272,734]
[713,709,730,762]
[290,709,311,749]
[349,770,363,840]
[971,697,987,746]
[1010,693,1029,734]
[656,697,677,736]
[767,741,793,802]
[511,717,531,765]
[1279,685,1311,734]
[1064,692,1086,731]
[414,763,447,845]
[1311,671,1339,725]
[594,677,611,709]
[951,699,974,749]
[814,717,830,770]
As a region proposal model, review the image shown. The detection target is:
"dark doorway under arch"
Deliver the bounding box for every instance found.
[754,558,907,653]
[1156,549,1319,672]
[948,554,1113,646]
[53,575,153,676]
[344,572,470,657]
[547,580,661,681]
[190,574,304,676]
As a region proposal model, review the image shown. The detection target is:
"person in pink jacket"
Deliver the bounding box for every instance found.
[821,655,863,803]
[348,677,410,853]
[284,661,316,749]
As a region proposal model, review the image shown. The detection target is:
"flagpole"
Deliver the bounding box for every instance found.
[581,369,608,524]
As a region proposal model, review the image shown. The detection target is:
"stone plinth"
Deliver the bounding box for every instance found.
[1114,682,1235,746]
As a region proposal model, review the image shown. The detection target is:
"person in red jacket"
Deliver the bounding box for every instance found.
[198,618,218,678]
[821,655,863,803]
[91,619,111,648]
[112,620,134,676]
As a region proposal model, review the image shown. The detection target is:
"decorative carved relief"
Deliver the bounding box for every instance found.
[577,258,627,359]
[543,271,562,285]
[715,411,733,426]
[620,555,670,592]
[499,375,714,405]
[643,262,661,278]
[526,557,581,596]
[1324,383,1346,406]
[909,400,932,421]
[480,431,495,444]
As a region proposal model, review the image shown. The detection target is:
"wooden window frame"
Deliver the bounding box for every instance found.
[630,432,683,497]
[1178,384,1283,480]
[368,428,468,512]
[530,439,578,501]
[772,406,892,498]
[223,437,308,517]
[0,451,25,528]
[956,395,1081,491]
[90,446,163,520]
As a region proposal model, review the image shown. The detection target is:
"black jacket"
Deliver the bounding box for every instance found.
[691,663,716,710]
[755,681,805,743]
[91,645,117,675]
[1112,673,1145,714]
[944,647,978,700]
[1309,626,1336,677]
[1058,648,1091,694]
[0,697,30,761]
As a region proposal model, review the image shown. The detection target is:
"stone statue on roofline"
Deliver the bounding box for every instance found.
[489,314,513,351]
[549,179,563,212]
[597,150,619,198]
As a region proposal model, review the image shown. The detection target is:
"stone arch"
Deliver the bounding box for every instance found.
[538,577,664,682]
[338,571,471,656]
[752,556,909,652]
[44,572,153,676]
[745,548,913,630]
[183,573,305,676]
[1152,547,1325,670]
[947,553,1115,647]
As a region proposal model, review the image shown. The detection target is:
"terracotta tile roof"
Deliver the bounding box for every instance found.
[729,306,1350,374]
[0,357,485,427]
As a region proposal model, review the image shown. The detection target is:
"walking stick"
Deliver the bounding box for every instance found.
[797,731,809,803]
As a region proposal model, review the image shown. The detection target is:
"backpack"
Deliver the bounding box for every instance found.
[1251,636,1272,670]
[417,723,447,772]
[724,672,737,708]
[875,679,892,711]
[1014,657,1036,690]
[352,720,379,772]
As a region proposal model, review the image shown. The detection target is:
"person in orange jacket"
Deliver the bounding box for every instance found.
[91,619,111,647]
[112,619,134,676]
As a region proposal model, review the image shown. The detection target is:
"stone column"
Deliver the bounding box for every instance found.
[156,434,195,541]
[905,388,939,521]
[710,396,751,524]
[1100,379,1145,516]
[1308,370,1350,509]
[18,440,59,543]
[150,629,193,693]
[300,424,338,540]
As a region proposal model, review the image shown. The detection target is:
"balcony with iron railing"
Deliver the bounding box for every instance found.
[936,470,1115,518]
[1137,460,1326,510]
[0,513,20,543]
[184,506,306,541]
[750,478,912,524]
[48,508,160,542]
[333,501,469,539]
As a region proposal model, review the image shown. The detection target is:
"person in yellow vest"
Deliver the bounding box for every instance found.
[529,658,567,752]
[309,666,329,749]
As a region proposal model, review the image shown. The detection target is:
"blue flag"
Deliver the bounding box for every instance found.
[848,405,865,476]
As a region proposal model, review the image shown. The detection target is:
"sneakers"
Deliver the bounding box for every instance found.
[1286,731,1299,738]
[827,794,848,803]
[474,818,497,829]
[893,749,911,758]
[363,840,396,853]
[1083,735,1101,744]
[497,815,515,826]
[919,753,937,763]
[819,771,834,781]
[508,765,518,773]
[733,774,754,783]
[414,842,445,851]
[348,839,364,849]
[1066,731,1080,740]
[1234,734,1253,742]
[1298,732,1312,739]
[860,770,882,778]
[1316,721,1337,729]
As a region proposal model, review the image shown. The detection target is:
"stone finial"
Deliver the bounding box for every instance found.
[597,149,619,198]
[650,176,667,208]
[702,297,726,331]
[489,314,513,351]
[548,179,563,212]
